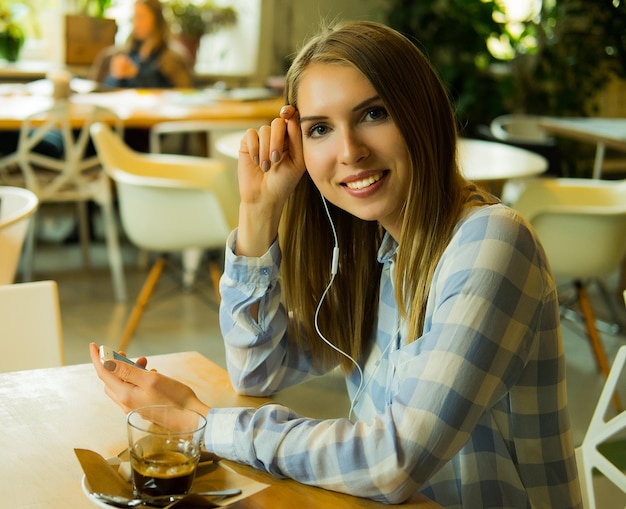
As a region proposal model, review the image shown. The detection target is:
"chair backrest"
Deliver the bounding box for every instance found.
[90,122,237,252]
[0,186,38,284]
[17,101,123,201]
[150,120,253,155]
[490,114,554,145]
[0,280,64,372]
[575,345,626,509]
[502,178,626,279]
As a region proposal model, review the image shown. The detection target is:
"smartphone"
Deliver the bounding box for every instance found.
[99,345,142,368]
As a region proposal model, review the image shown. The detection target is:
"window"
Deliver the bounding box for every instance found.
[195,0,261,76]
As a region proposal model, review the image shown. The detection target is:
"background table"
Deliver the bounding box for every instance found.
[539,117,626,178]
[457,138,548,182]
[0,89,284,130]
[0,351,441,508]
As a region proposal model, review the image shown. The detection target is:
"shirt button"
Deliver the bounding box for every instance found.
[260,268,270,276]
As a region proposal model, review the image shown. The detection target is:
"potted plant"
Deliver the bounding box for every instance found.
[0,5,25,62]
[386,0,626,176]
[80,0,111,18]
[166,0,237,64]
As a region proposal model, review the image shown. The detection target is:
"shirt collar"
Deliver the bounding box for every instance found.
[377,231,399,264]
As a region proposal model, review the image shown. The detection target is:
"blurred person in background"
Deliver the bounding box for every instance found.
[90,0,193,89]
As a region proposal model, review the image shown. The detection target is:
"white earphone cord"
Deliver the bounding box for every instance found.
[315,193,362,419]
[315,193,400,421]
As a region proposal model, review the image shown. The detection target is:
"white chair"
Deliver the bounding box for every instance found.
[503,178,626,408]
[2,101,127,301]
[149,120,249,288]
[0,186,38,284]
[575,345,626,509]
[90,122,238,352]
[490,114,554,145]
[0,280,64,372]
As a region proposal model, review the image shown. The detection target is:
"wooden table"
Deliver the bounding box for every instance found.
[539,117,626,178]
[0,89,284,130]
[0,351,441,508]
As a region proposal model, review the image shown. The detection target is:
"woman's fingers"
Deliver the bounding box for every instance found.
[89,343,208,416]
[258,124,272,172]
[269,117,288,166]
[242,128,259,165]
[89,342,145,394]
[241,107,296,173]
[90,342,108,374]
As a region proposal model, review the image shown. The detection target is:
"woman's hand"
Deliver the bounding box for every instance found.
[110,54,138,80]
[235,105,306,256]
[89,343,210,416]
[238,105,305,206]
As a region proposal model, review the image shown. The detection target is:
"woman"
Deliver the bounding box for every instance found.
[91,21,582,507]
[90,0,192,88]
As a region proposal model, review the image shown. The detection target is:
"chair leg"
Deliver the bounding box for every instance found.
[576,281,622,411]
[595,278,625,334]
[100,199,127,302]
[117,256,166,352]
[21,210,36,282]
[182,248,203,290]
[77,201,90,270]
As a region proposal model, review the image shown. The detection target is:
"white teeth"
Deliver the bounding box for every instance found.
[345,172,384,190]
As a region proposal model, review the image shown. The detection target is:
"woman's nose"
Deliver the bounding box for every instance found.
[338,130,369,165]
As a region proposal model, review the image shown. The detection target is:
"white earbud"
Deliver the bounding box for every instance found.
[331,246,339,275]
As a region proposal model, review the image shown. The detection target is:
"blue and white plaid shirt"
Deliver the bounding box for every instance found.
[207,204,582,508]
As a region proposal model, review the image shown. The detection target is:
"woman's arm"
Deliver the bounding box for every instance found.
[218,107,325,393]
[219,230,335,395]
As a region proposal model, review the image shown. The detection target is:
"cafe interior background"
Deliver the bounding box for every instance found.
[1,0,626,506]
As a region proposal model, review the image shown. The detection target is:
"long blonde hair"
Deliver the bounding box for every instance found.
[280,21,494,371]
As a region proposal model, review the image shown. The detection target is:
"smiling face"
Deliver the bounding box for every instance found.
[297,63,411,240]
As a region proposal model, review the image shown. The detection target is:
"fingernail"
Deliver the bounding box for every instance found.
[280,106,290,115]
[261,160,270,172]
[253,155,259,166]
[271,150,280,163]
[103,360,116,371]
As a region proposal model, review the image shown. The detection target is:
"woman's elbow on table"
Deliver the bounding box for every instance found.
[329,460,424,505]
[366,471,422,505]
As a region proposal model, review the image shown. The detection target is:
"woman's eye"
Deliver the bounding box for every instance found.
[307,124,330,138]
[365,107,388,122]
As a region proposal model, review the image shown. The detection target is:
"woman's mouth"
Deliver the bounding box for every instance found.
[342,171,386,190]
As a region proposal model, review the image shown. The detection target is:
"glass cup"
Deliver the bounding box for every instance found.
[127,405,207,500]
